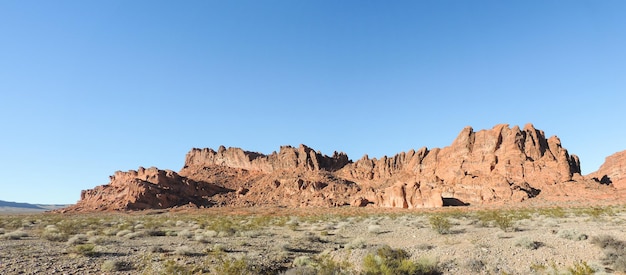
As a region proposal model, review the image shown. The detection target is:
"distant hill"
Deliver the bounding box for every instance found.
[0,200,68,213]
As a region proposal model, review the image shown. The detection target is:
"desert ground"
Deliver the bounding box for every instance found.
[2,203,626,275]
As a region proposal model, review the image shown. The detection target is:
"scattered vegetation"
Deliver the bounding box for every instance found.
[558,230,588,241]
[515,237,542,250]
[101,259,132,272]
[362,245,440,275]
[1,205,625,274]
[1,229,28,240]
[475,210,515,231]
[590,234,626,272]
[69,243,99,257]
[428,215,452,235]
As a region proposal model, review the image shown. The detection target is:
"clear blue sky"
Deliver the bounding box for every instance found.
[1,1,625,204]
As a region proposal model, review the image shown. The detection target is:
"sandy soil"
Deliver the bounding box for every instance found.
[0,204,624,274]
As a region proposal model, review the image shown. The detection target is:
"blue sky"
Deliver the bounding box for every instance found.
[1,1,625,204]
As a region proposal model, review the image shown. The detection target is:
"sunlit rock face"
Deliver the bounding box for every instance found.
[59,124,615,213]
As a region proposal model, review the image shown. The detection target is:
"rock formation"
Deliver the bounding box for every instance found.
[337,123,591,207]
[59,167,227,212]
[59,124,619,212]
[589,150,626,189]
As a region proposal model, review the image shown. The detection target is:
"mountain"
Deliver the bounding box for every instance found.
[0,200,68,213]
[58,123,618,213]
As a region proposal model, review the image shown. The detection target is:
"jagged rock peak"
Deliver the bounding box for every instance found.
[184,144,351,173]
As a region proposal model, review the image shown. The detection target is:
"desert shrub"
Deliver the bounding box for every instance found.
[2,229,28,240]
[415,244,434,250]
[173,245,195,256]
[362,245,439,275]
[66,234,88,245]
[177,229,194,239]
[345,238,367,250]
[206,218,238,236]
[591,235,626,272]
[88,236,108,245]
[538,207,567,218]
[69,243,99,257]
[288,255,352,275]
[126,231,146,239]
[156,259,203,275]
[494,214,513,231]
[146,229,167,236]
[315,254,353,275]
[567,261,594,275]
[212,253,255,275]
[475,211,514,231]
[368,224,382,235]
[283,266,317,275]
[42,226,68,242]
[558,230,588,241]
[575,206,614,219]
[194,233,211,243]
[101,259,132,272]
[530,261,595,275]
[429,215,451,234]
[103,228,119,236]
[515,237,541,250]
[590,234,624,250]
[115,229,133,237]
[467,259,484,272]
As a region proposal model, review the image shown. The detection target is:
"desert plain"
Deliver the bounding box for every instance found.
[2,203,626,275]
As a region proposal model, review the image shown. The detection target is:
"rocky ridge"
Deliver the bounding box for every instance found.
[59,124,620,212]
[589,150,626,189]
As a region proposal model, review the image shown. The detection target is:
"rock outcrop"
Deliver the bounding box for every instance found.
[337,123,590,207]
[59,124,618,212]
[589,150,626,189]
[184,144,350,173]
[59,167,226,212]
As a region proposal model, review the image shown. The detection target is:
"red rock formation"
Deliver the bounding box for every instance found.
[184,144,350,173]
[59,167,226,212]
[59,124,615,212]
[337,124,591,207]
[589,150,626,189]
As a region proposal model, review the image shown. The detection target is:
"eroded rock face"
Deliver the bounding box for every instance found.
[589,150,626,189]
[184,144,350,173]
[60,124,615,212]
[59,167,226,212]
[337,124,588,206]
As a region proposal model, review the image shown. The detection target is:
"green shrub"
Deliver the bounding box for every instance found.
[429,215,451,235]
[70,243,99,257]
[475,210,513,231]
[494,214,513,232]
[567,261,594,275]
[362,245,439,275]
[213,254,255,275]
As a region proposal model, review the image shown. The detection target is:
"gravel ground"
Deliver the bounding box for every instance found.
[0,205,624,274]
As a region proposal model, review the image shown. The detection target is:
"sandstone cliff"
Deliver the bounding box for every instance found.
[337,123,594,207]
[60,167,226,212]
[60,124,618,212]
[589,150,626,189]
